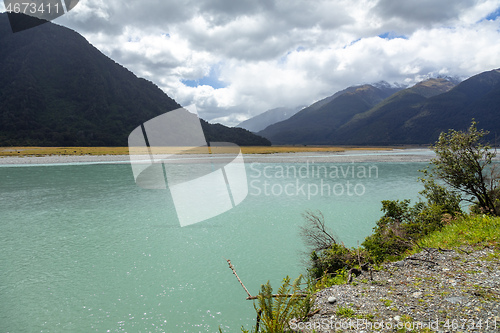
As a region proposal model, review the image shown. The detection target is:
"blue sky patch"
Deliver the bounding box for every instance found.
[485,7,500,20]
[182,66,227,89]
[378,32,408,40]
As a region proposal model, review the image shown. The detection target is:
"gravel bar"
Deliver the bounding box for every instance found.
[0,149,436,165]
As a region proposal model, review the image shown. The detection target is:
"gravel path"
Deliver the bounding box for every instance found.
[293,247,500,332]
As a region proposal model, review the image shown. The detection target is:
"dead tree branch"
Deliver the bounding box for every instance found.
[226,259,252,298]
[226,259,308,301]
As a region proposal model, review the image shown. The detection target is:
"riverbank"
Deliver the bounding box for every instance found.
[0,148,436,165]
[298,246,500,332]
[292,214,500,333]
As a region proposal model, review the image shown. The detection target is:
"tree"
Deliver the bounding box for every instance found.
[428,121,500,215]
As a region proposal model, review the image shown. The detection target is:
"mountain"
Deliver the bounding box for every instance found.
[403,78,456,98]
[236,106,304,132]
[329,78,458,144]
[258,83,403,144]
[332,71,500,145]
[0,13,270,147]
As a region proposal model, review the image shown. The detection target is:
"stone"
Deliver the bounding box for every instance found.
[327,296,337,304]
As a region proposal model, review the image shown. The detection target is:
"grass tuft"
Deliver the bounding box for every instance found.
[416,215,500,250]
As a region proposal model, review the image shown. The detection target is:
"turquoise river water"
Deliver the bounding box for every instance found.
[0,156,427,332]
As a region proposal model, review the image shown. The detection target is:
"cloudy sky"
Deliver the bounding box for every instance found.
[3,0,500,126]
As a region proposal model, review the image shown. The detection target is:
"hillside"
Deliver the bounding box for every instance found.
[237,106,303,133]
[0,13,270,147]
[258,70,500,146]
[330,78,457,144]
[334,70,500,145]
[258,83,403,144]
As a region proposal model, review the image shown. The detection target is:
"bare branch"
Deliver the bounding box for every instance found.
[299,210,337,251]
[226,259,252,298]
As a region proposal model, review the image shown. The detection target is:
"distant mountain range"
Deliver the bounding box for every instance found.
[259,70,500,145]
[259,82,404,144]
[236,106,304,132]
[0,13,270,147]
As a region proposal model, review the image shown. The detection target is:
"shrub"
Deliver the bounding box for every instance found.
[429,121,500,215]
[308,243,359,279]
[362,197,460,263]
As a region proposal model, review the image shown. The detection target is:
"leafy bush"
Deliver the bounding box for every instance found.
[429,121,500,215]
[362,121,500,263]
[308,244,360,279]
[362,196,461,263]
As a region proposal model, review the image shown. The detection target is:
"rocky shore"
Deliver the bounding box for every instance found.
[294,247,500,332]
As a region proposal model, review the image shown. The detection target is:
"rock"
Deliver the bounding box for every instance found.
[394,315,401,321]
[327,296,337,304]
[412,292,423,298]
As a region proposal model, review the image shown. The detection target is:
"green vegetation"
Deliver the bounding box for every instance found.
[428,121,500,215]
[240,276,314,333]
[312,268,348,291]
[361,198,459,263]
[416,214,500,250]
[380,298,393,307]
[335,306,355,318]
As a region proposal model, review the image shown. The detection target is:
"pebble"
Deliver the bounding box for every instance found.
[327,296,336,304]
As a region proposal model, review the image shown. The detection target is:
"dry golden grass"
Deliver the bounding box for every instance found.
[0,146,395,157]
[0,147,131,156]
[241,146,398,154]
[240,146,346,154]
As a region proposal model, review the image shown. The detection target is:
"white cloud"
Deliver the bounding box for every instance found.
[46,0,500,126]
